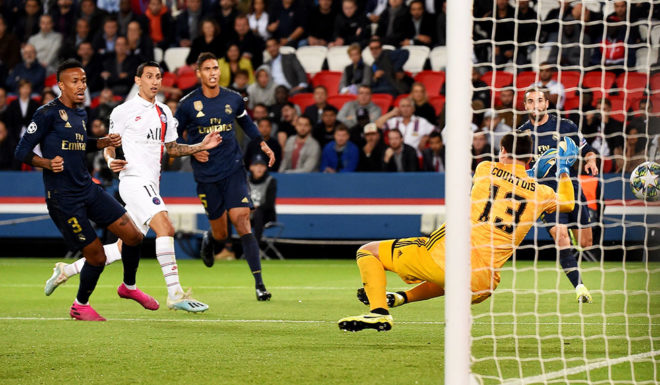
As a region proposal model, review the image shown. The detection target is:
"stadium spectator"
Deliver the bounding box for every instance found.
[75,41,104,94]
[279,115,321,173]
[366,0,388,23]
[421,129,444,172]
[591,15,637,69]
[7,44,46,94]
[219,43,254,87]
[330,0,369,47]
[0,120,21,170]
[548,14,593,68]
[126,20,154,62]
[185,18,225,65]
[376,97,435,155]
[375,0,413,47]
[614,125,646,173]
[0,15,21,70]
[608,1,641,44]
[27,14,62,72]
[434,0,446,46]
[531,63,565,109]
[247,154,277,242]
[492,0,515,65]
[116,0,148,36]
[58,18,91,62]
[358,122,385,171]
[251,103,270,121]
[89,88,119,125]
[264,37,307,94]
[339,43,366,95]
[49,0,75,39]
[100,36,139,96]
[98,0,120,14]
[92,16,120,57]
[303,85,329,124]
[382,128,418,172]
[570,3,603,47]
[366,37,405,95]
[78,0,108,38]
[582,98,623,159]
[230,69,250,97]
[304,0,336,47]
[471,128,493,172]
[175,0,202,47]
[471,68,490,107]
[5,79,39,143]
[231,14,264,68]
[0,87,7,117]
[145,0,174,49]
[409,82,437,125]
[401,0,434,47]
[629,99,659,139]
[276,101,299,148]
[267,0,305,47]
[244,117,282,172]
[312,105,340,148]
[481,108,512,150]
[495,87,522,129]
[320,124,359,173]
[539,0,571,44]
[269,85,293,124]
[514,0,537,67]
[215,0,238,40]
[247,65,276,109]
[338,85,381,128]
[40,87,56,104]
[13,0,42,43]
[247,0,270,40]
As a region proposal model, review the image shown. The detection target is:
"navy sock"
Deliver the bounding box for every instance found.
[77,262,104,304]
[240,233,263,287]
[209,232,225,254]
[559,248,582,288]
[121,244,141,286]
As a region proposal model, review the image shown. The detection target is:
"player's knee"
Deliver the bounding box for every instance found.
[85,249,106,266]
[123,231,144,247]
[211,227,228,240]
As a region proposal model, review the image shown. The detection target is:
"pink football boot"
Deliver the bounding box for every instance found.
[117,283,160,310]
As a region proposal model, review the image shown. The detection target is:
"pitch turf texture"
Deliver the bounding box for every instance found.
[1,258,658,384]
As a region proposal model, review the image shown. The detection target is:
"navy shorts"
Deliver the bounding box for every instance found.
[46,183,126,251]
[196,167,253,220]
[541,190,593,230]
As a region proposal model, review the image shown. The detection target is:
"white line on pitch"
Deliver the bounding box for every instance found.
[499,349,660,385]
[0,283,355,290]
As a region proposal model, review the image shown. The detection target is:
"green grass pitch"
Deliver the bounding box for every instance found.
[0,258,658,384]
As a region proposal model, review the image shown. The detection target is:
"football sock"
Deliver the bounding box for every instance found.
[76,261,104,304]
[559,248,582,288]
[405,281,444,303]
[121,243,141,287]
[156,236,183,299]
[240,233,263,287]
[210,232,225,254]
[66,242,122,277]
[356,249,388,311]
[370,307,390,315]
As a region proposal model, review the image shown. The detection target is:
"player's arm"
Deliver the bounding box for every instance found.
[164,131,222,157]
[561,119,598,175]
[92,134,122,150]
[236,100,276,167]
[14,112,64,172]
[556,172,575,213]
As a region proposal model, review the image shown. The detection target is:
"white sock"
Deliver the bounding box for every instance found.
[64,258,84,277]
[74,298,88,306]
[65,242,122,277]
[123,283,136,290]
[156,236,183,299]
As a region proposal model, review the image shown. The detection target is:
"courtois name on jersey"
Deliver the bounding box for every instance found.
[14,99,92,194]
[175,87,261,183]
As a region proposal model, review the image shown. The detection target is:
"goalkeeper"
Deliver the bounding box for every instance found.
[338,133,577,332]
[518,87,597,304]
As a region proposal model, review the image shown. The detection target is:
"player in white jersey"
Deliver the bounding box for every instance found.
[44,61,221,312]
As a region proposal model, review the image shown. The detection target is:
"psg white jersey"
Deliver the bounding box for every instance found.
[109,94,178,184]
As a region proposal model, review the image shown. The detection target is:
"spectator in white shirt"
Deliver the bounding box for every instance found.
[248,0,270,40]
[375,97,435,155]
[27,14,62,73]
[531,62,565,110]
[481,109,512,150]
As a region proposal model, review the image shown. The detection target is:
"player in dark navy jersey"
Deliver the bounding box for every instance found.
[518,87,599,303]
[175,52,276,301]
[14,60,157,321]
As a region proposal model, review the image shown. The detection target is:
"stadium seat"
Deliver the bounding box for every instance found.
[311,71,342,96]
[402,45,430,74]
[553,71,581,99]
[296,46,328,76]
[161,71,176,87]
[582,71,616,102]
[326,45,352,71]
[371,93,393,114]
[481,71,514,89]
[652,24,660,46]
[289,93,315,111]
[327,94,356,110]
[652,73,660,91]
[652,93,660,113]
[608,95,628,123]
[154,47,163,63]
[429,95,445,115]
[163,47,190,73]
[515,71,537,90]
[414,71,445,96]
[177,72,198,90]
[44,73,57,88]
[615,72,649,100]
[634,47,652,72]
[393,94,409,107]
[429,46,447,71]
[263,45,295,62]
[563,96,580,113]
[529,46,552,68]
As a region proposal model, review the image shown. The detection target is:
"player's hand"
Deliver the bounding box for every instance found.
[108,133,122,147]
[260,141,276,167]
[584,156,599,176]
[201,132,222,150]
[108,158,127,172]
[193,151,209,163]
[50,156,64,173]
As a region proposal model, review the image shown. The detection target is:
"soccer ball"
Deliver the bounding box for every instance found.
[630,161,660,202]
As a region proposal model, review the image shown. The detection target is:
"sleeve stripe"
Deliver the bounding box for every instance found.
[237,110,247,118]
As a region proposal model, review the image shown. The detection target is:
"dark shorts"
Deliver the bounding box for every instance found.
[541,190,593,230]
[46,183,126,251]
[196,167,253,220]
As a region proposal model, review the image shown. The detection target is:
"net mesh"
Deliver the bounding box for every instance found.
[469,1,659,383]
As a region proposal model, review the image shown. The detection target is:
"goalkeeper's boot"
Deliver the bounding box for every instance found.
[117,283,160,310]
[70,302,106,321]
[576,284,593,304]
[256,284,272,301]
[44,262,69,296]
[167,289,209,312]
[200,231,215,268]
[338,312,393,332]
[356,288,406,308]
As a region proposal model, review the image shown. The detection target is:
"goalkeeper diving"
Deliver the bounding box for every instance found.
[338,132,579,332]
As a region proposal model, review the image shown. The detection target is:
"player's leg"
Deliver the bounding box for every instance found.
[549,224,591,303]
[149,211,208,312]
[198,180,230,267]
[229,206,271,300]
[70,239,109,321]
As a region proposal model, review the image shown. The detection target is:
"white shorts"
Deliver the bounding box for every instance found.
[118,177,167,235]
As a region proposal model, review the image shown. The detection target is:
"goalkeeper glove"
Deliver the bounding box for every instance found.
[528,148,558,180]
[557,137,579,176]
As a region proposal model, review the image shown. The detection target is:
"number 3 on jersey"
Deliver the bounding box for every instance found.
[477,184,528,235]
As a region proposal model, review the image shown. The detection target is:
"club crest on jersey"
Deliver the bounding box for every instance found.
[59,110,68,122]
[160,114,167,123]
[27,122,37,134]
[194,100,205,117]
[225,104,232,114]
[152,197,161,205]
